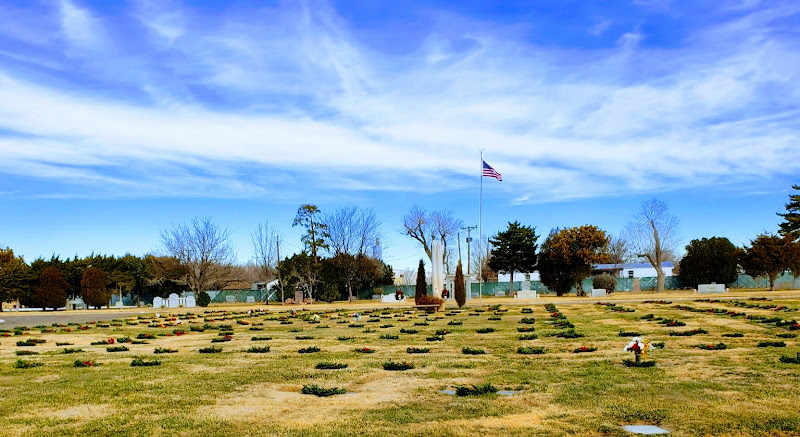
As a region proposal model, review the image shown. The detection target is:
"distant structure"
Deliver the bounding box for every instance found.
[373,238,382,261]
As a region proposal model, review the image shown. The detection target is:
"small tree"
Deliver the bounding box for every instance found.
[454,259,466,307]
[488,222,538,295]
[196,291,211,307]
[36,266,68,310]
[415,259,427,299]
[778,184,800,240]
[679,237,740,288]
[0,248,31,311]
[538,226,609,296]
[740,234,797,290]
[592,273,617,293]
[293,204,329,262]
[81,266,111,309]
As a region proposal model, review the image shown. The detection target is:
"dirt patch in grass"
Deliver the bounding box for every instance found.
[200,374,440,427]
[13,404,113,421]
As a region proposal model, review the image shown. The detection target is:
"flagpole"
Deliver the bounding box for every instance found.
[478,149,484,308]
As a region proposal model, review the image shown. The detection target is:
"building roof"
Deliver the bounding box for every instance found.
[594,262,674,270]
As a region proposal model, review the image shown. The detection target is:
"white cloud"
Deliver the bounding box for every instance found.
[588,18,613,36]
[59,0,109,54]
[0,2,798,203]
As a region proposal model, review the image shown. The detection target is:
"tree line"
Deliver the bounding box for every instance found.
[481,187,800,294]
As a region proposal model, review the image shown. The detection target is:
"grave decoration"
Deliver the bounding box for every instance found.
[623,336,655,367]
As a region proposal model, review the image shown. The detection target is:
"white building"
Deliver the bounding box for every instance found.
[593,262,674,278]
[496,262,674,283]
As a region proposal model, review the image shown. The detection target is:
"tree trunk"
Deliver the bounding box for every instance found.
[509,271,514,295]
[655,266,665,293]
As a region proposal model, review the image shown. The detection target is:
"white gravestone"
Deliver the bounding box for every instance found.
[152,297,163,309]
[697,283,726,293]
[168,293,180,308]
[184,296,196,308]
[246,296,255,303]
[226,295,236,303]
[591,288,607,297]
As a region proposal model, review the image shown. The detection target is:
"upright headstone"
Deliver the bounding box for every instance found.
[184,296,196,308]
[697,283,726,293]
[246,296,255,303]
[153,297,163,309]
[633,278,641,293]
[591,288,606,297]
[522,273,531,292]
[168,293,180,308]
[294,290,303,303]
[225,295,236,303]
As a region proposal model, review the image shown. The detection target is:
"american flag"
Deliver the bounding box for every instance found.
[482,161,502,181]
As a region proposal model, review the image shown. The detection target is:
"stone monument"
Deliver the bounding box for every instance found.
[431,239,444,298]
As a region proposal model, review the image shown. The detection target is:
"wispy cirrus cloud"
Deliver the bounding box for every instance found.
[0,1,798,203]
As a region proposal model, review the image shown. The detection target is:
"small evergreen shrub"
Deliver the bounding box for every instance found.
[197,291,211,307]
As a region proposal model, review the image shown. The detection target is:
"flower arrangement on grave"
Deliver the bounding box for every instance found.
[12,359,42,369]
[406,347,429,354]
[574,346,597,353]
[462,347,486,355]
[517,346,545,355]
[354,347,375,353]
[298,346,320,354]
[383,360,414,371]
[622,337,657,367]
[74,360,97,367]
[698,343,727,350]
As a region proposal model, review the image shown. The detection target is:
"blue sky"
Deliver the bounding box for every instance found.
[0,0,798,271]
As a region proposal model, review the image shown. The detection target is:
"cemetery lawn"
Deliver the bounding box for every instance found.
[1,294,799,436]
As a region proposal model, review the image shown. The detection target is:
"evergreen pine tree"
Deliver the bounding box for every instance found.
[454,259,466,307]
[415,259,427,298]
[778,184,800,240]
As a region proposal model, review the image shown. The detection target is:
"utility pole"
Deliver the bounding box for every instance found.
[276,236,283,305]
[461,225,477,276]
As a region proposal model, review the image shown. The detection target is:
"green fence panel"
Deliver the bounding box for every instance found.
[208,289,266,303]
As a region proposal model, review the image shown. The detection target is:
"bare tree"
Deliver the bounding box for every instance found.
[251,222,280,296]
[402,206,463,274]
[395,268,417,286]
[470,235,497,282]
[324,206,382,301]
[605,235,632,266]
[623,199,680,292]
[160,217,236,294]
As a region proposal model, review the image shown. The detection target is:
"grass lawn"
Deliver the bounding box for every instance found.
[0,294,798,436]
